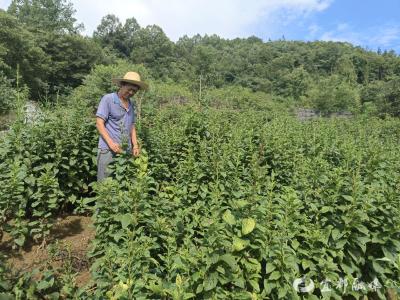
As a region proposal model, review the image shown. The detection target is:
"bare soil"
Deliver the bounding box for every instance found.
[0,214,95,287]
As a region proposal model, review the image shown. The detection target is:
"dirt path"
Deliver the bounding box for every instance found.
[1,215,95,287]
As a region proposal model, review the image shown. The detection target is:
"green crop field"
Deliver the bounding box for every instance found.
[1,98,399,299]
[1,2,400,297]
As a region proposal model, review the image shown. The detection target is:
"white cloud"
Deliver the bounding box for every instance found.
[370,26,400,47]
[320,23,361,45]
[0,0,10,9]
[317,23,400,51]
[0,0,333,40]
[126,0,333,40]
[18,0,331,40]
[307,24,322,38]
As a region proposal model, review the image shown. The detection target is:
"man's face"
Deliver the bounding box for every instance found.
[120,83,140,100]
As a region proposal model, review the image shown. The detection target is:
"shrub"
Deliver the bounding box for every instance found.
[0,72,17,115]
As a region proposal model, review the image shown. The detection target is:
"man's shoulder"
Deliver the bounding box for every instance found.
[101,92,115,102]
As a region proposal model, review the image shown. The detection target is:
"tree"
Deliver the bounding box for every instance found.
[362,76,400,117]
[334,55,357,84]
[93,14,123,50]
[93,15,141,58]
[121,17,141,56]
[38,32,105,96]
[1,9,105,100]
[7,0,83,33]
[308,75,360,113]
[130,25,175,79]
[382,76,400,116]
[0,71,18,114]
[0,10,50,97]
[280,66,312,100]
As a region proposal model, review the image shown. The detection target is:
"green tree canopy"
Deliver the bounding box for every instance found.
[37,32,105,96]
[7,0,83,33]
[308,75,360,113]
[93,15,141,58]
[130,25,175,79]
[0,10,49,97]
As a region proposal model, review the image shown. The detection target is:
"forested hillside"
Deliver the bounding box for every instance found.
[1,0,400,117]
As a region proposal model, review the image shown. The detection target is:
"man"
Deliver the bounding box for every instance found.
[96,71,148,181]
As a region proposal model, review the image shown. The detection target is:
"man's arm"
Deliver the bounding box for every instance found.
[96,117,122,153]
[131,125,140,156]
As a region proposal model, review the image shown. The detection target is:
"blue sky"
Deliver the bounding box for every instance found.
[259,0,400,53]
[1,0,399,53]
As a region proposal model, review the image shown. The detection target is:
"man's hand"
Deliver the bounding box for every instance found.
[132,145,140,157]
[109,141,122,153]
[96,117,122,154]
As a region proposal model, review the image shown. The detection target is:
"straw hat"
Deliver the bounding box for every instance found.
[112,71,148,90]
